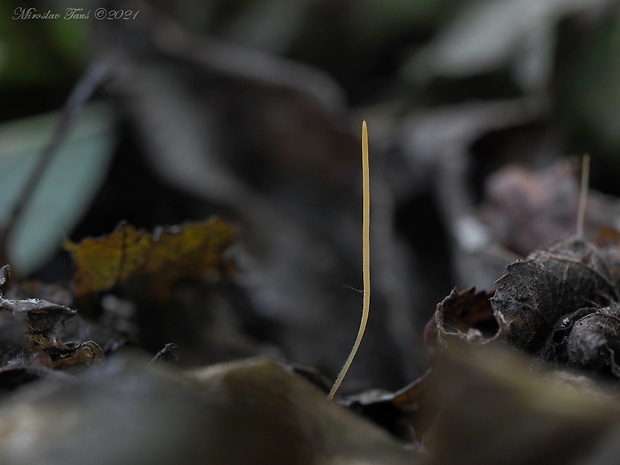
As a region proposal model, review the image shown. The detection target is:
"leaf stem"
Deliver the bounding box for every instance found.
[328,120,370,400]
[576,154,590,238]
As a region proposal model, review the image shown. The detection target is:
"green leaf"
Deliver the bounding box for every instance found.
[0,103,117,274]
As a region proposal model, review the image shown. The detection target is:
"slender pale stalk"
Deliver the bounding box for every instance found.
[577,154,590,237]
[328,121,370,400]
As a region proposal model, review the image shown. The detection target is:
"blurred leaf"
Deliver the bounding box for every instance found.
[186,357,417,465]
[64,219,238,298]
[559,9,620,155]
[403,0,603,90]
[431,345,620,465]
[0,103,116,274]
[404,0,544,81]
[0,355,417,465]
[0,355,215,465]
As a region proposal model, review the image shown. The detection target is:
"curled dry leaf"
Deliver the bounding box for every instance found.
[566,310,620,375]
[64,218,237,298]
[432,288,496,349]
[0,265,104,386]
[491,237,618,352]
[340,369,432,443]
[433,237,620,372]
[552,306,620,377]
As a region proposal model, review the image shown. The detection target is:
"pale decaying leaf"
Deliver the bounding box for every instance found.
[431,345,620,465]
[0,355,417,465]
[186,357,417,465]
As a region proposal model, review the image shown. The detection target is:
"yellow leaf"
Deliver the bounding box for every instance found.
[64,218,237,298]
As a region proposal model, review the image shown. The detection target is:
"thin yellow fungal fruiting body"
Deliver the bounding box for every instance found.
[328,121,370,400]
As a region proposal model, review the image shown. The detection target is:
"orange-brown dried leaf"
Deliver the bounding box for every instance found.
[65,219,237,298]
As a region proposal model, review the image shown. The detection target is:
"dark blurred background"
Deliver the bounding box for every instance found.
[1,0,620,392]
